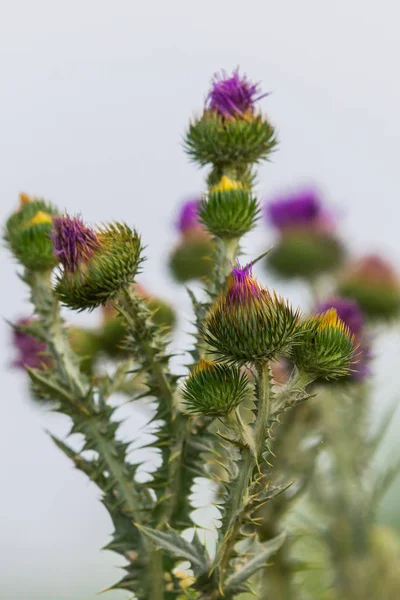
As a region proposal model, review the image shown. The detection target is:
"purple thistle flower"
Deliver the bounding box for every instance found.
[266,188,323,231]
[52,215,100,272]
[12,318,49,370]
[177,199,202,234]
[207,69,267,119]
[315,297,371,381]
[227,262,263,304]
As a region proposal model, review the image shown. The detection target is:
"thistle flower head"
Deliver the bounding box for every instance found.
[207,69,266,119]
[54,217,142,311]
[5,194,59,271]
[293,308,357,379]
[315,298,372,381]
[182,359,251,417]
[52,215,100,272]
[315,297,365,337]
[266,187,334,232]
[345,254,398,287]
[338,254,400,319]
[200,184,259,240]
[204,262,301,364]
[12,318,49,370]
[177,198,203,234]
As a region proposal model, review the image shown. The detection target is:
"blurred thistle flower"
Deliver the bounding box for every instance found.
[206,69,267,119]
[266,187,335,233]
[170,200,214,282]
[52,215,100,272]
[315,297,371,381]
[53,215,142,311]
[338,254,400,320]
[176,198,203,235]
[12,318,49,370]
[264,187,343,279]
[293,308,357,379]
[204,262,301,364]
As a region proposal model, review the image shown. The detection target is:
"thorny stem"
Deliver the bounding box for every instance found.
[215,362,272,588]
[117,287,185,530]
[30,271,164,600]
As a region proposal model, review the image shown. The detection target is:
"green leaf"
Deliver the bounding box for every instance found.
[138,526,209,576]
[224,532,286,591]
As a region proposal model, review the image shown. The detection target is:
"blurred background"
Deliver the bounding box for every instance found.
[1,1,400,598]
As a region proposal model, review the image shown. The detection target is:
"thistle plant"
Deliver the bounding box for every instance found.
[4,69,400,600]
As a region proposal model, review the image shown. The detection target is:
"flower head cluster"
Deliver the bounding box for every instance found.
[12,318,49,370]
[266,187,334,234]
[204,263,300,364]
[207,69,266,119]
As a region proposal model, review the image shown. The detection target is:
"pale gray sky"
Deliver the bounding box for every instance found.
[1,1,400,598]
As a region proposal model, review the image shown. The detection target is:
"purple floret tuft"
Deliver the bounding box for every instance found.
[52,215,99,272]
[227,262,261,303]
[207,69,266,118]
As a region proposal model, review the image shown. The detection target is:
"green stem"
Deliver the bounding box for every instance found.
[29,270,164,599]
[214,237,239,291]
[254,362,272,452]
[215,362,273,586]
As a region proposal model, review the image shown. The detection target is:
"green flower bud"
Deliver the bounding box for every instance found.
[53,216,142,311]
[182,359,251,417]
[292,309,357,379]
[169,233,215,283]
[200,177,260,240]
[266,231,344,280]
[204,264,301,365]
[184,110,276,170]
[5,193,59,271]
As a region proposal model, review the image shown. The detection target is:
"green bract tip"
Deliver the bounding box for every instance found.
[55,220,142,311]
[204,264,301,365]
[184,110,276,170]
[5,194,59,271]
[182,359,251,417]
[293,308,357,379]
